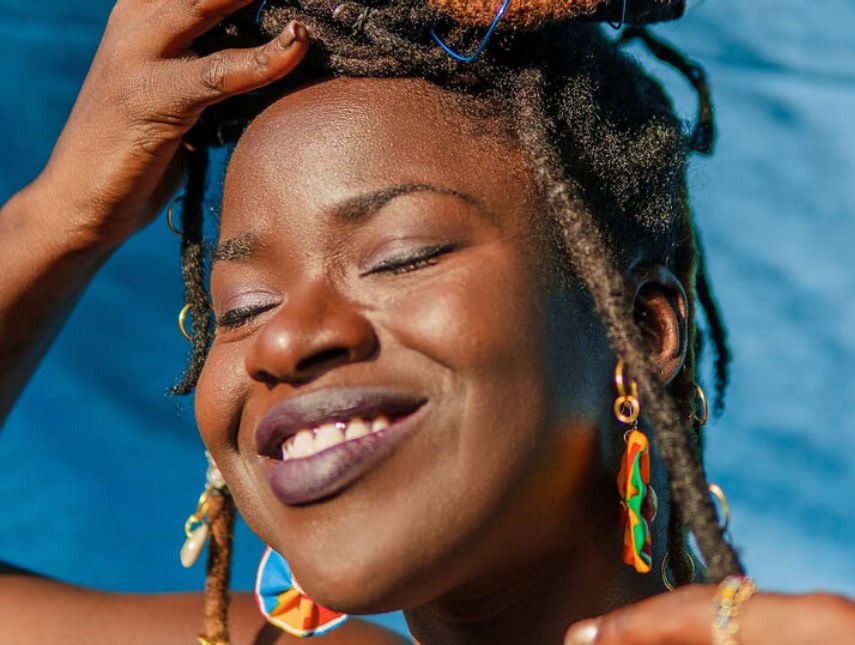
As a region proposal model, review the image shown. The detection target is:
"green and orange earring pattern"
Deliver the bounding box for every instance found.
[614,359,658,574]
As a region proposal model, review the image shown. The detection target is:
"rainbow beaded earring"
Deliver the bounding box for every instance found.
[614,359,658,574]
[255,547,349,639]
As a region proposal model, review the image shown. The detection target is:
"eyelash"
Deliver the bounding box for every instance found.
[366,244,454,276]
[216,246,454,330]
[216,303,277,331]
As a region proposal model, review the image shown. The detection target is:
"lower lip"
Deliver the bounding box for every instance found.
[260,405,428,506]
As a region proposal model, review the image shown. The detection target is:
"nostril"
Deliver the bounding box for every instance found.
[255,370,280,387]
[295,347,351,375]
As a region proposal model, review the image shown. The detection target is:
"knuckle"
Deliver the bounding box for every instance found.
[128,119,178,157]
[178,0,207,19]
[177,0,232,25]
[251,44,273,75]
[200,52,229,95]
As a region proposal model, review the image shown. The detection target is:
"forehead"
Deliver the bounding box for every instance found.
[220,77,537,239]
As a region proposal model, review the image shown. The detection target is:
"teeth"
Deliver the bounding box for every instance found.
[280,414,397,461]
[315,422,345,452]
[344,417,370,440]
[290,430,315,458]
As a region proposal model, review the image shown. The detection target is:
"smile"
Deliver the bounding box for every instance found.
[280,415,393,460]
[255,387,428,506]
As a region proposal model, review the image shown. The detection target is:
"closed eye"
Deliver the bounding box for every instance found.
[216,302,278,330]
[363,244,455,276]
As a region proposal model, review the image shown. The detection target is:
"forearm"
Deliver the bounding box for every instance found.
[0,178,116,427]
[0,574,408,644]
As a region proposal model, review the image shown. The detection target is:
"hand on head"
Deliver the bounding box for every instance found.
[38,0,308,251]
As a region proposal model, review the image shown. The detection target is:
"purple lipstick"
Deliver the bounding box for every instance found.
[255,387,427,506]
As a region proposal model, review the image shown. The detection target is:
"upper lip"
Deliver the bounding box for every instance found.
[254,387,428,457]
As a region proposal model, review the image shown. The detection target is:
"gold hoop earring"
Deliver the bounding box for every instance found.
[614,359,641,425]
[660,550,697,591]
[693,384,709,427]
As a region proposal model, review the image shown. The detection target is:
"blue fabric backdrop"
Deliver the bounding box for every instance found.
[1,0,853,636]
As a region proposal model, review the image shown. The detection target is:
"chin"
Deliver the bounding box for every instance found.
[288,557,421,615]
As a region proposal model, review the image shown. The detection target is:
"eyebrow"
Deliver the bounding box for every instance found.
[211,183,480,266]
[211,234,262,265]
[329,182,480,223]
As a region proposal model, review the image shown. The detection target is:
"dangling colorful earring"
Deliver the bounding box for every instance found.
[614,359,658,574]
[255,547,349,639]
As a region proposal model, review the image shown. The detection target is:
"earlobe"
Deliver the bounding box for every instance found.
[628,266,688,384]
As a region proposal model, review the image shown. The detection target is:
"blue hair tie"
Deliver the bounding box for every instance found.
[431,0,510,63]
[255,0,269,27]
[608,0,629,30]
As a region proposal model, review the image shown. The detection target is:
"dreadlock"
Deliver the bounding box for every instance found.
[170,1,742,640]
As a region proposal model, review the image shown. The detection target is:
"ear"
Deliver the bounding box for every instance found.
[626,265,688,385]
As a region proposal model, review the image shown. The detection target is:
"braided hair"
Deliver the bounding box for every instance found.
[170,1,741,640]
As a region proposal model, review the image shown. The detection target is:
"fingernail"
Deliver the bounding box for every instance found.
[278,21,307,48]
[565,619,601,645]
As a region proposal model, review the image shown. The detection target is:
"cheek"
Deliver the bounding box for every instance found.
[195,344,248,463]
[382,244,546,380]
[376,242,555,485]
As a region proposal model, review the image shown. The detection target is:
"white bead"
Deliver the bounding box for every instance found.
[180,524,209,568]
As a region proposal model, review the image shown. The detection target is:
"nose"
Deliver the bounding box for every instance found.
[244,281,378,387]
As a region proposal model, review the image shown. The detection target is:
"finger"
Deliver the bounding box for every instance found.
[564,585,714,645]
[181,21,308,111]
[564,588,854,645]
[153,0,257,53]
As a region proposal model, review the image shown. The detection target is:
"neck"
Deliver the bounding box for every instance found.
[404,512,662,645]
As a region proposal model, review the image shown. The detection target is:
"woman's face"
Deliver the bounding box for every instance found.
[196,77,617,612]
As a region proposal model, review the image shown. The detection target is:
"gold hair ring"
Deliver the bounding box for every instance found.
[660,550,697,591]
[708,483,731,532]
[166,197,184,238]
[178,304,194,342]
[693,384,709,426]
[712,575,758,645]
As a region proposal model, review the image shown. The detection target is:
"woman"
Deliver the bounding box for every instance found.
[1,1,853,643]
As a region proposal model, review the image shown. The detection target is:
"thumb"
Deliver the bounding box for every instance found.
[564,585,713,645]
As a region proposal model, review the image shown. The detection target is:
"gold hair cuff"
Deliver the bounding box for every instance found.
[712,575,757,645]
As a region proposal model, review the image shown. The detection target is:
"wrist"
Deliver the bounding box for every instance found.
[12,169,129,259]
